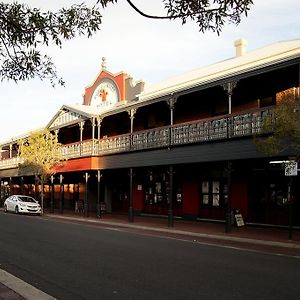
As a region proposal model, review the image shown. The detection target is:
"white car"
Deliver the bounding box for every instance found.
[4,195,41,215]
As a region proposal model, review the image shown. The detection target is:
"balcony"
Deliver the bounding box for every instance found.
[0,157,23,170]
[0,107,271,169]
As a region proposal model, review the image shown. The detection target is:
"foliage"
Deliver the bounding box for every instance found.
[0,2,102,86]
[18,129,65,182]
[0,1,253,85]
[255,90,300,160]
[99,0,253,34]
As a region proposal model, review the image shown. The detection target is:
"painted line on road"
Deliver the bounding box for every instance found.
[0,269,56,300]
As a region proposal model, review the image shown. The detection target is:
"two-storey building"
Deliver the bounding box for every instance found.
[1,39,299,227]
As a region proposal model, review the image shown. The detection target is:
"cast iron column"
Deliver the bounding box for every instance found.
[288,177,293,240]
[84,172,90,217]
[128,109,136,150]
[225,161,232,233]
[0,178,2,203]
[167,95,177,126]
[59,174,64,214]
[223,81,237,115]
[128,168,134,223]
[167,95,177,147]
[9,177,12,196]
[168,165,174,227]
[50,175,54,213]
[96,170,101,218]
[91,117,96,155]
[79,121,84,156]
[20,176,24,195]
[96,117,102,139]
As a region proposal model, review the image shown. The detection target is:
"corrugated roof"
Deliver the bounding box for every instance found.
[139,39,300,101]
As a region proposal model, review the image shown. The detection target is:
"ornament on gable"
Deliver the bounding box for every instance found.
[83,57,145,108]
[99,88,108,102]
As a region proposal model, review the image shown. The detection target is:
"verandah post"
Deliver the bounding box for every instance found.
[128,167,134,223]
[225,161,232,233]
[168,165,174,227]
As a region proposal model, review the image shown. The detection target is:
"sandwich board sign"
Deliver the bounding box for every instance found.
[234,210,245,227]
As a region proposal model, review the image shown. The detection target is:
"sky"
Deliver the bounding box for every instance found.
[0,0,300,143]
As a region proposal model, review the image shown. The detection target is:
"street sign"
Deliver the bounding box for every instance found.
[285,162,298,176]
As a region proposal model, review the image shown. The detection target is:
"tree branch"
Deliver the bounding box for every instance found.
[126,0,219,20]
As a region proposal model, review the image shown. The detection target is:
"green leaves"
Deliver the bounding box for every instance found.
[0,0,253,85]
[163,0,253,34]
[0,2,103,86]
[255,92,300,159]
[18,129,66,182]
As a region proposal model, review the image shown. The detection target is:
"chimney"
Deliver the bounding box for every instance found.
[234,38,248,57]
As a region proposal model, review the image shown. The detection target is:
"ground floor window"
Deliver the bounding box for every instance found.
[143,170,182,215]
[201,180,225,207]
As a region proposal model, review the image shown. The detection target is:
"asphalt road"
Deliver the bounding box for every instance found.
[0,212,300,300]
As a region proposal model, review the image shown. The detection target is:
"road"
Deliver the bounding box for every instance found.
[0,212,299,300]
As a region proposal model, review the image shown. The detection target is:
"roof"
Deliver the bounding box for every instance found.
[139,39,300,102]
[2,39,300,145]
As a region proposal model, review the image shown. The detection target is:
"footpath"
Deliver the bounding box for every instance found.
[1,211,300,299]
[43,211,300,259]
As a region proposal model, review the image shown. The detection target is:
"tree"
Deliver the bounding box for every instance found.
[0,1,253,86]
[115,0,253,34]
[255,89,300,161]
[0,2,102,86]
[18,129,66,214]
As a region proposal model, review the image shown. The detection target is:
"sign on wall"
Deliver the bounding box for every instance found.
[285,162,298,176]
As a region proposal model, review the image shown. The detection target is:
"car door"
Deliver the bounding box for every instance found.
[6,196,13,211]
[9,196,17,211]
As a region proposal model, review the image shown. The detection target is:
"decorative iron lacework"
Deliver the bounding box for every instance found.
[49,111,83,128]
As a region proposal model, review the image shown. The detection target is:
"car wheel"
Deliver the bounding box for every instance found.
[15,206,19,214]
[4,205,7,213]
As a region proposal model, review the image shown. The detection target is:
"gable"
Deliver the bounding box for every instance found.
[47,108,87,129]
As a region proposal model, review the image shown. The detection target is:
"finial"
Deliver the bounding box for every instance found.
[101,57,107,70]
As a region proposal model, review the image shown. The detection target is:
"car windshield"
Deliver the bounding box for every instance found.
[18,196,36,203]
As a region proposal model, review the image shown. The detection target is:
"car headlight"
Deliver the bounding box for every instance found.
[19,203,26,207]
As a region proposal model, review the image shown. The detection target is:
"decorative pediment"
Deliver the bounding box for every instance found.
[83,58,145,108]
[47,106,90,129]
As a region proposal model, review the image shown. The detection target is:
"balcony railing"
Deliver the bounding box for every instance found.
[0,107,271,169]
[0,157,23,169]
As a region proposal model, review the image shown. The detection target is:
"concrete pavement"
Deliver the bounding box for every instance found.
[44,211,300,255]
[0,269,55,300]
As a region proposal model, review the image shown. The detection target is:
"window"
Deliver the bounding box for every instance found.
[201,180,224,207]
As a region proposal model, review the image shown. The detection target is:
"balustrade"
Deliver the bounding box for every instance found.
[0,157,23,169]
[0,107,272,168]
